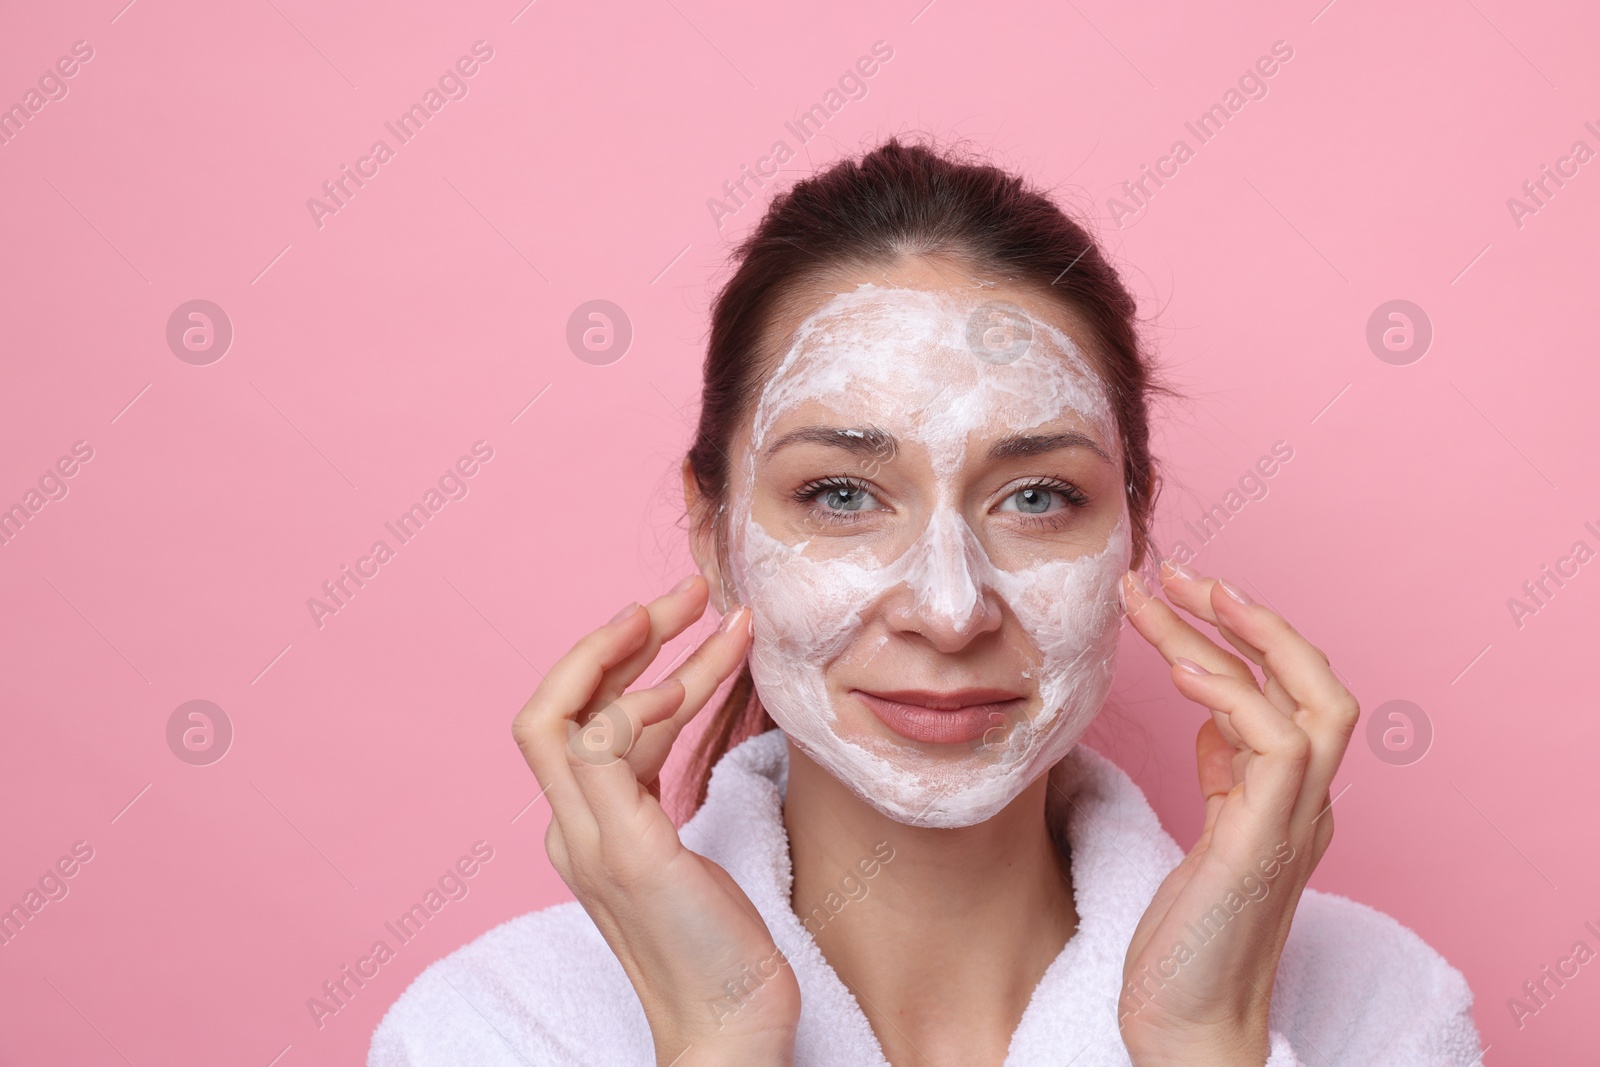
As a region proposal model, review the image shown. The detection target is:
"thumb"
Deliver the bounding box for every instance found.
[1196,718,1235,801]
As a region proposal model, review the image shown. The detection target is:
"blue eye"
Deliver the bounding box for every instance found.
[792,477,1089,528]
[997,480,1090,521]
[794,477,882,520]
[822,484,873,511]
[1007,487,1056,514]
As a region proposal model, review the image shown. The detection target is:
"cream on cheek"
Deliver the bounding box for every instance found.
[724,284,1132,828]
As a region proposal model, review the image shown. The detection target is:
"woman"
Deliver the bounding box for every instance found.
[370,139,1484,1065]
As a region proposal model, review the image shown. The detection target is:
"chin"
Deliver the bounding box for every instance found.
[751,635,1111,829]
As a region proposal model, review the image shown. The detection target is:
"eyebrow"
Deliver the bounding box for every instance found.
[988,430,1112,465]
[763,425,898,461]
[762,425,1111,465]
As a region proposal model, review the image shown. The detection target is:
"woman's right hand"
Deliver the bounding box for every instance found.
[512,574,799,1066]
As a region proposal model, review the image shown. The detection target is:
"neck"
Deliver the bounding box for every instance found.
[782,737,1078,1064]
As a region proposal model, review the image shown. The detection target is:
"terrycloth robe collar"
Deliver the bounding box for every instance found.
[370,725,1480,1065]
[678,727,1188,1065]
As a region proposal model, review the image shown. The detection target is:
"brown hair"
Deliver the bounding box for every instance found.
[677,136,1173,816]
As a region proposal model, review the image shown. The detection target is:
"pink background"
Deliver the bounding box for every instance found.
[2,0,1596,1062]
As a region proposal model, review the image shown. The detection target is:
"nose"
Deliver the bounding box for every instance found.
[884,507,1004,653]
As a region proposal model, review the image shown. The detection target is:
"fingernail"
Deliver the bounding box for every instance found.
[1128,570,1152,599]
[1119,570,1150,614]
[608,601,639,625]
[1218,579,1254,605]
[1175,657,1209,675]
[717,605,749,634]
[1159,557,1199,581]
[671,574,699,594]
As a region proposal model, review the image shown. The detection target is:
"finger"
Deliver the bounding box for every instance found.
[1123,571,1256,684]
[544,817,572,884]
[569,679,689,767]
[662,605,752,730]
[1169,659,1309,836]
[566,680,688,842]
[627,605,754,777]
[1155,561,1272,672]
[1159,563,1349,718]
[582,575,713,718]
[1160,566,1303,719]
[523,766,596,864]
[513,606,665,843]
[1195,717,1235,803]
[1159,564,1360,809]
[523,598,660,745]
[1161,568,1315,724]
[1188,719,1235,854]
[1122,571,1250,749]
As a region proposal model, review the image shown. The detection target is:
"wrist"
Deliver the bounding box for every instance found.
[1123,1020,1271,1067]
[655,1032,795,1067]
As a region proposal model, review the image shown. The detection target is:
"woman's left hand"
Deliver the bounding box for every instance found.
[1115,560,1361,1067]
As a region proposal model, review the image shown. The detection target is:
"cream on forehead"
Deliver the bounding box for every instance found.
[724,283,1132,829]
[747,283,1115,482]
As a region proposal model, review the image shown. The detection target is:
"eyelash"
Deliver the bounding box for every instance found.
[791,476,1091,530]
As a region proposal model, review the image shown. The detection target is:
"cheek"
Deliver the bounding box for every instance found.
[732,498,1130,722]
[999,550,1124,653]
[989,520,1130,708]
[734,519,876,664]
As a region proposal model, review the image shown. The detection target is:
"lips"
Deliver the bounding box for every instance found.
[852,687,1025,745]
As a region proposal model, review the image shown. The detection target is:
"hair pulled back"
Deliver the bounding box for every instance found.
[678,137,1170,816]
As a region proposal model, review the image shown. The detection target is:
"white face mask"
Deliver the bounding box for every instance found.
[723,284,1132,829]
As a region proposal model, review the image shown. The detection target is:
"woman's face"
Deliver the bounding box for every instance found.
[718,261,1132,828]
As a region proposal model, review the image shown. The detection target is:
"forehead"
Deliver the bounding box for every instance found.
[749,283,1114,454]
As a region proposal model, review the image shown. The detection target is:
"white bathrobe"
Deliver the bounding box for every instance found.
[369,729,1484,1065]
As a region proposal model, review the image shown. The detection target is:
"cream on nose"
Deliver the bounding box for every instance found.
[898,506,993,635]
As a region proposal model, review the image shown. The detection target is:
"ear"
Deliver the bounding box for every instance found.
[682,458,733,614]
